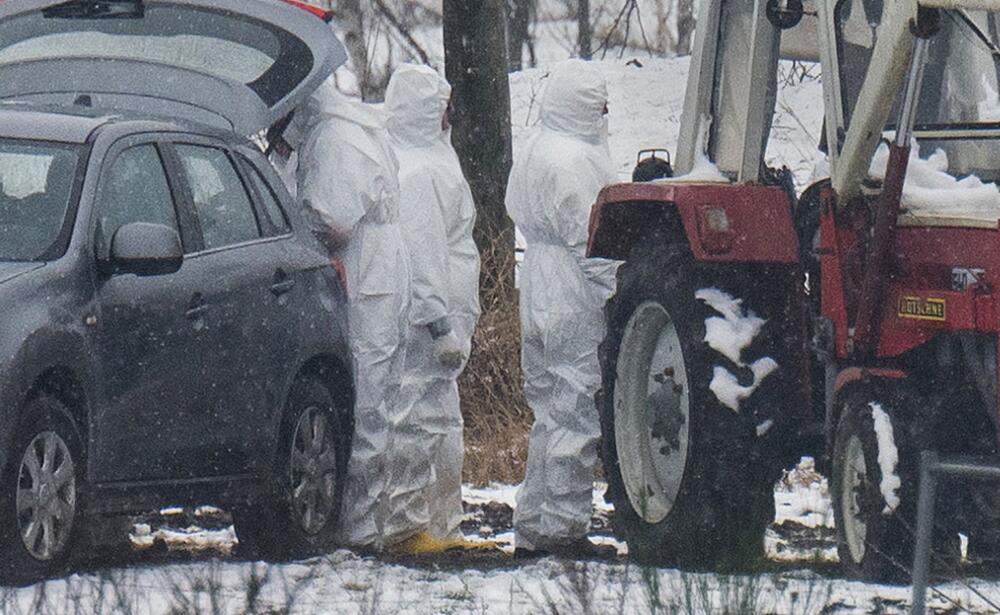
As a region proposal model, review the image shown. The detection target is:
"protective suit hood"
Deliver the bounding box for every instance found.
[284,75,384,151]
[539,59,608,145]
[385,64,451,147]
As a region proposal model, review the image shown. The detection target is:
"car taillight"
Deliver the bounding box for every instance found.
[280,0,334,22]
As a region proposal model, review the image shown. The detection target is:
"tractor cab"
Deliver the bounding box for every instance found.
[836,3,1000,183]
[826,0,1000,202]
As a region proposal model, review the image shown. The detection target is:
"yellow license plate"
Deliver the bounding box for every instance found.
[897,296,946,322]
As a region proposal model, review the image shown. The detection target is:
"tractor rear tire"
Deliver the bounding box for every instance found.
[598,238,783,571]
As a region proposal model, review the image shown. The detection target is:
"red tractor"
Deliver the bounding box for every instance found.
[588,0,1000,578]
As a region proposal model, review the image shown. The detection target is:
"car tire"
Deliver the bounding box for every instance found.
[0,396,84,584]
[598,238,780,571]
[234,376,348,561]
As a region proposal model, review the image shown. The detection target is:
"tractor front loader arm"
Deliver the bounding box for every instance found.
[830,0,1000,202]
[851,26,932,356]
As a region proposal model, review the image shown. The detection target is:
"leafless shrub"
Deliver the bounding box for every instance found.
[164,561,230,615]
[513,560,602,615]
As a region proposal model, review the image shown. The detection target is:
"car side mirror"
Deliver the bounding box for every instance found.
[110,222,183,276]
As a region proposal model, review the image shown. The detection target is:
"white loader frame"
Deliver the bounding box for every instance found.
[675,0,1000,198]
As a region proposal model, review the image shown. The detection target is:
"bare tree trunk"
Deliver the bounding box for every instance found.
[506,0,533,72]
[653,0,676,54]
[443,0,515,290]
[329,0,373,99]
[578,0,592,59]
[676,0,696,55]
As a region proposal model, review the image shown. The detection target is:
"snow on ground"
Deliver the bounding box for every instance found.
[130,523,237,555]
[8,551,997,615]
[770,458,838,565]
[4,470,1000,613]
[461,482,625,556]
[775,458,834,529]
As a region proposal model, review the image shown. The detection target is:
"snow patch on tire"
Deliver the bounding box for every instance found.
[696,287,778,412]
[709,359,778,412]
[695,288,766,363]
[869,402,902,514]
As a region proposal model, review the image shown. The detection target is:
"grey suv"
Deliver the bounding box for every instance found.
[0,0,354,581]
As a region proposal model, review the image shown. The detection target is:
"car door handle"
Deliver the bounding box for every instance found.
[271,273,296,296]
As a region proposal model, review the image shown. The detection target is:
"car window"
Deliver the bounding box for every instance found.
[176,145,261,251]
[0,141,80,262]
[97,144,178,258]
[0,32,275,86]
[242,159,291,235]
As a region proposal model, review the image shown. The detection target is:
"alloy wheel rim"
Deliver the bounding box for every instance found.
[615,301,691,524]
[289,406,338,535]
[842,434,869,564]
[17,431,76,561]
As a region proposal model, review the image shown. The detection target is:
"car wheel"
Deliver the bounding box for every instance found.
[599,237,780,571]
[0,396,84,584]
[234,376,347,560]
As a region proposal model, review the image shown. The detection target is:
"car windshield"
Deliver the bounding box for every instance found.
[0,140,79,261]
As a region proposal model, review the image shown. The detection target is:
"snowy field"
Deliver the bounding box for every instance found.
[3,467,1000,614]
[510,56,826,188]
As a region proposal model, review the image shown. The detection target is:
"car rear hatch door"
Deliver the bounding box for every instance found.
[0,0,346,135]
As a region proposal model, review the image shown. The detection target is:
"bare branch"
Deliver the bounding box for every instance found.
[373,0,431,66]
[595,0,633,59]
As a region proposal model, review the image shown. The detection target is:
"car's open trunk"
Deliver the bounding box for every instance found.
[0,0,346,135]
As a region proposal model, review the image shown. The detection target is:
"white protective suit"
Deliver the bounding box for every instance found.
[506,60,618,551]
[383,64,482,542]
[288,77,411,549]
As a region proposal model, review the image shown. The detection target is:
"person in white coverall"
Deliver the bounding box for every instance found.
[506,60,619,556]
[280,77,411,550]
[381,64,482,551]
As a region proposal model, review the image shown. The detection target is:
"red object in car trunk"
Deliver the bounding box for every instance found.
[280,0,334,22]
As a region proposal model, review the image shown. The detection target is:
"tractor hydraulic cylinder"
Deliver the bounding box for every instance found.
[852,35,930,357]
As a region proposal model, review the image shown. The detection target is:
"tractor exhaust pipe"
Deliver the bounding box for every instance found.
[852,25,932,357]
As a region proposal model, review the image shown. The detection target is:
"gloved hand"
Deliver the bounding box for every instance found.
[433,330,466,371]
